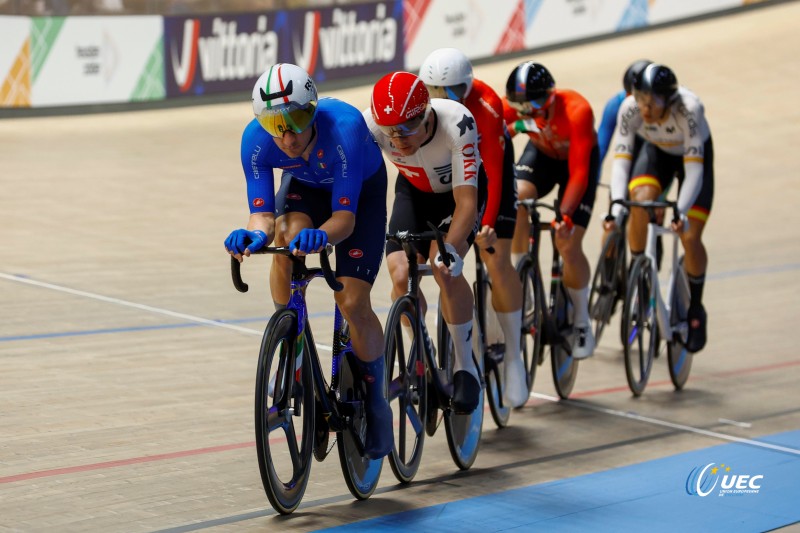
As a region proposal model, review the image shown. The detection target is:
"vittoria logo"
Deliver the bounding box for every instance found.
[253,198,264,207]
[349,249,364,258]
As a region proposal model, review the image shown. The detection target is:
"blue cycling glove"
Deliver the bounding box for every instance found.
[224,229,267,255]
[289,229,328,254]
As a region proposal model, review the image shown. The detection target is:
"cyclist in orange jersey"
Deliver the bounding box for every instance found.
[503,61,599,359]
[419,48,527,408]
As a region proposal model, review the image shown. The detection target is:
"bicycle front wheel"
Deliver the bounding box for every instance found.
[551,282,579,399]
[668,256,693,390]
[336,351,383,500]
[622,255,658,396]
[254,310,314,515]
[590,229,626,343]
[517,257,544,396]
[384,295,426,483]
[439,306,483,470]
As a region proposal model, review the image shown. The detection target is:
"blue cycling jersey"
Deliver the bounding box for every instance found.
[240,97,384,214]
[597,89,626,166]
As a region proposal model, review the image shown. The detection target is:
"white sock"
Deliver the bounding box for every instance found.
[567,285,591,326]
[496,310,522,362]
[447,321,478,380]
[511,252,525,269]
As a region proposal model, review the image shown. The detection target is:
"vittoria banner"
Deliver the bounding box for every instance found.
[163,1,403,98]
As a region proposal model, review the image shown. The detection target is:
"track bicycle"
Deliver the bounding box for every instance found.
[472,243,511,427]
[231,245,382,514]
[616,199,693,396]
[383,224,484,482]
[515,199,579,400]
[589,204,629,345]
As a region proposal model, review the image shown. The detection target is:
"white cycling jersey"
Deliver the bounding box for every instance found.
[611,86,711,216]
[363,98,481,193]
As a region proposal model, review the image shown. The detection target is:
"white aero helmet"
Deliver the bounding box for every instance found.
[418,47,474,102]
[252,63,318,137]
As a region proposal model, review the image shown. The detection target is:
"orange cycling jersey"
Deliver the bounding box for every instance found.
[502,89,597,218]
[463,78,506,228]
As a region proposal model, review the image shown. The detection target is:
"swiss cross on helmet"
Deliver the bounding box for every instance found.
[252,63,318,137]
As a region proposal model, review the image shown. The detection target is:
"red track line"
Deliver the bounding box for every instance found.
[3,358,800,485]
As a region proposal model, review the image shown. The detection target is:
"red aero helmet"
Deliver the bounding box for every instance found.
[371,71,430,127]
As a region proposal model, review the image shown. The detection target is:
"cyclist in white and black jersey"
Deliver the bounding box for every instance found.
[364,71,487,414]
[609,64,714,352]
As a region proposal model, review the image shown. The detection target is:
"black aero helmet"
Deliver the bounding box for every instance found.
[506,61,555,103]
[633,63,678,100]
[623,59,652,94]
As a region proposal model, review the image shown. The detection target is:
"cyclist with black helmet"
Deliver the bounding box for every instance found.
[503,61,600,360]
[597,59,651,166]
[609,63,713,353]
[224,63,393,459]
[364,71,486,414]
[419,48,528,408]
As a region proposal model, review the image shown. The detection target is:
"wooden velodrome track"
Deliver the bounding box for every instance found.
[2,2,800,531]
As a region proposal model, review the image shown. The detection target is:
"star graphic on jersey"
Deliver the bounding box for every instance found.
[457,114,475,136]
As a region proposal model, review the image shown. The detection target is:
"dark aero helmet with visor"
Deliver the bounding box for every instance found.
[505,61,556,115]
[632,63,678,102]
[252,63,318,138]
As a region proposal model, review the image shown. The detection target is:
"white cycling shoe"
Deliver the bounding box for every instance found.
[571,324,595,360]
[503,352,529,408]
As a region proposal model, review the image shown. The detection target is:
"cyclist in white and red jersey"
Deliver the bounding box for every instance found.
[609,64,713,352]
[364,71,486,414]
[419,48,528,408]
[503,61,600,359]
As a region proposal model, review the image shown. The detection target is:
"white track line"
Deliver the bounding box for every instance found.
[1,273,332,351]
[532,392,800,456]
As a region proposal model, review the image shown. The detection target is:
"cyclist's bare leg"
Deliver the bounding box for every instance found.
[334,278,385,363]
[556,225,595,358]
[511,181,538,264]
[430,242,480,411]
[627,184,660,253]
[481,238,527,407]
[680,217,707,278]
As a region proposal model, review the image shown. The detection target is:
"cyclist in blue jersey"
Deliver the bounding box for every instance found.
[597,59,651,167]
[224,63,392,459]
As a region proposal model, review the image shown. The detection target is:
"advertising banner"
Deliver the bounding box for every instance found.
[30,16,164,106]
[163,0,403,98]
[404,0,522,70]
[0,16,31,108]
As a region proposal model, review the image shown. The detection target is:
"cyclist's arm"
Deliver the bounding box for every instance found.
[246,212,275,244]
[476,103,506,228]
[609,98,639,216]
[449,184,478,256]
[560,102,595,218]
[676,99,707,216]
[317,210,356,245]
[597,91,624,165]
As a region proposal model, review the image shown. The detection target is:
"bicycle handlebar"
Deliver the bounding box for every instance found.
[609,198,681,225]
[385,222,451,268]
[230,243,342,294]
[516,198,564,223]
